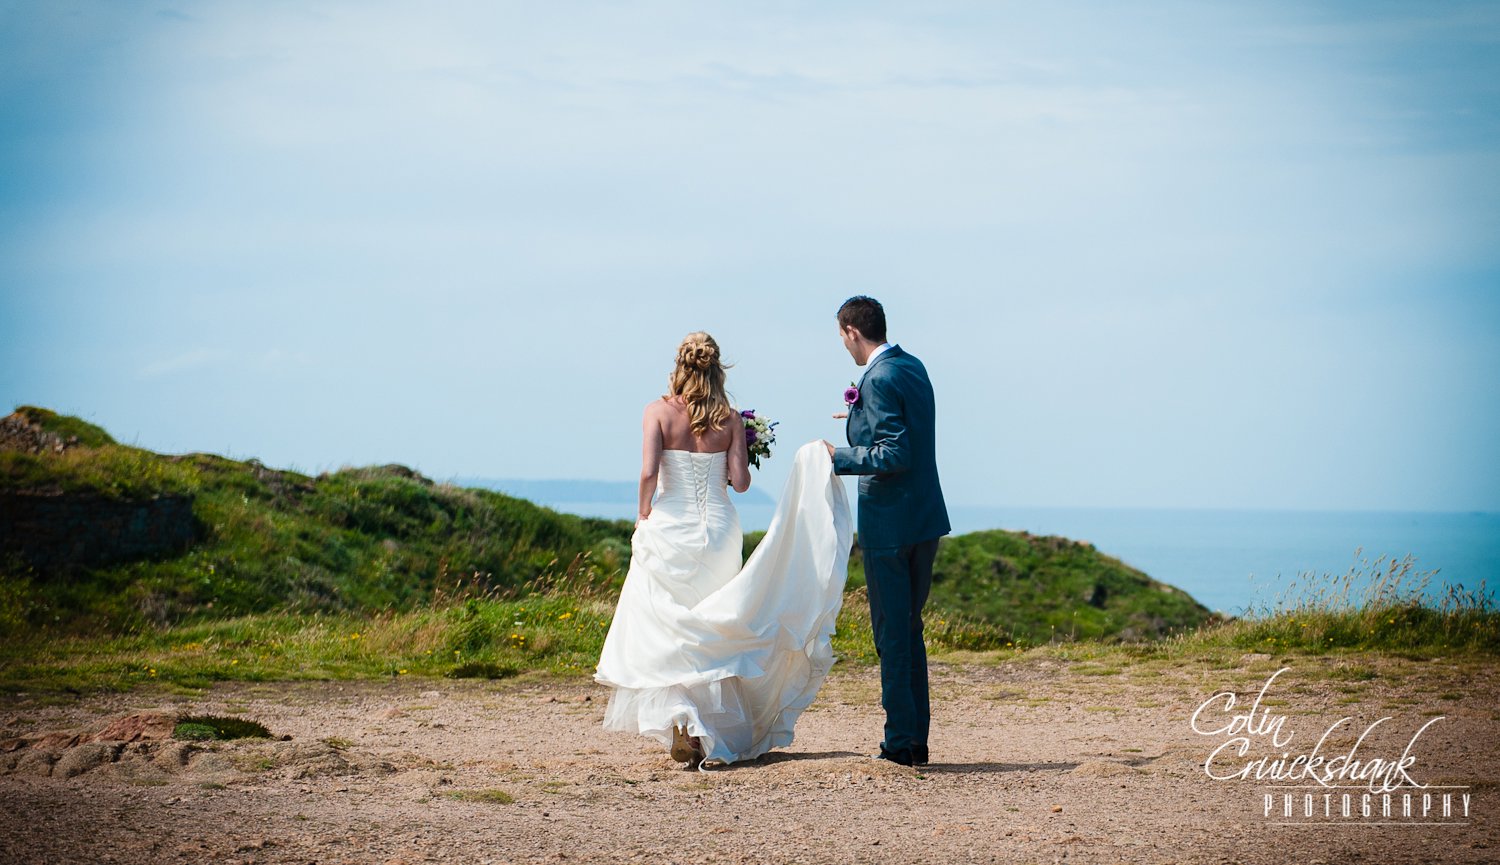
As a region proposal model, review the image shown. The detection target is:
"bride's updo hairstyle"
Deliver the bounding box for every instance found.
[665,331,736,437]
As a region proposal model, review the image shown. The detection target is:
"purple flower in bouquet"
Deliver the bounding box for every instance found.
[740,409,778,469]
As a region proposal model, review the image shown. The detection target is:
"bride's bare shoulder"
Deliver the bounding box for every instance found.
[645,395,685,418]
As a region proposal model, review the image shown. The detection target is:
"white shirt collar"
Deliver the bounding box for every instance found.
[865,342,892,366]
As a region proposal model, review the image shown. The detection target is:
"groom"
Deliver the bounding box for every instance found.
[823,295,950,767]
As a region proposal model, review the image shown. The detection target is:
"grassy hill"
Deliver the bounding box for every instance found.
[4,406,1207,646]
[927,530,1211,642]
[1,407,633,637]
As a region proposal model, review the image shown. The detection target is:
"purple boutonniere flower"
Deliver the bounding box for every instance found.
[843,383,860,407]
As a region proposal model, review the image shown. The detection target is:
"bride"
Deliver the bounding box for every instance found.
[593,331,853,771]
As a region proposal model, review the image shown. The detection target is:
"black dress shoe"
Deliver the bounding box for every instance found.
[873,747,915,767]
[913,746,929,765]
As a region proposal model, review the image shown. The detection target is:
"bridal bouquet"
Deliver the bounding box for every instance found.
[740,409,778,469]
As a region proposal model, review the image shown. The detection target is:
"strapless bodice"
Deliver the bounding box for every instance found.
[655,449,731,515]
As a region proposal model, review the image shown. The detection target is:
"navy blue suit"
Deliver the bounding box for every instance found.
[832,344,950,763]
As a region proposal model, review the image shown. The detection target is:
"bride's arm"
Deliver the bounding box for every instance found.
[638,404,663,523]
[727,413,751,493]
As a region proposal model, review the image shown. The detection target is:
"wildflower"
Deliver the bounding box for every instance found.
[559,613,571,620]
[398,669,408,675]
[231,659,239,665]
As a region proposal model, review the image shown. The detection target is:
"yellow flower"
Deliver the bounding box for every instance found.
[231,659,239,665]
[558,613,571,620]
[398,669,408,675]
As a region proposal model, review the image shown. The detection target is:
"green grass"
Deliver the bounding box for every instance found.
[173,714,273,741]
[0,584,621,693]
[0,443,200,500]
[0,575,1019,694]
[0,561,1493,696]
[1171,552,1498,656]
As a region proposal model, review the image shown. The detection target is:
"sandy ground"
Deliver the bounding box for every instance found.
[0,653,1495,864]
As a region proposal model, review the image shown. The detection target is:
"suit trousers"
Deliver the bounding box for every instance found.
[862,536,939,760]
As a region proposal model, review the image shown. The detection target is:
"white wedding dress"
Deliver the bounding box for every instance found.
[593,440,853,771]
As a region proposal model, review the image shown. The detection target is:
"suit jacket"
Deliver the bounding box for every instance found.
[832,344,951,549]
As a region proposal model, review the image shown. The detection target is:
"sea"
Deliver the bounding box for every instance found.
[522,494,1499,617]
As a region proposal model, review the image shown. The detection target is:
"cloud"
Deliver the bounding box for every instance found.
[138,348,229,378]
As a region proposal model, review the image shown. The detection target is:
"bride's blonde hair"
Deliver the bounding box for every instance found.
[664,331,735,437]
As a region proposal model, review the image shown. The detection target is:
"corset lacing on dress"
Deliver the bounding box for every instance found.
[691,455,710,520]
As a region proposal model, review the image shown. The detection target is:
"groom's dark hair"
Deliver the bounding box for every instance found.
[837,296,887,342]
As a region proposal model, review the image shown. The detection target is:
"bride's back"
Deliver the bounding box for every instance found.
[655,395,736,453]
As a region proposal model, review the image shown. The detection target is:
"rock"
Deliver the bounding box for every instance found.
[91,712,176,743]
[0,492,199,572]
[277,742,356,779]
[33,731,84,750]
[54,742,122,778]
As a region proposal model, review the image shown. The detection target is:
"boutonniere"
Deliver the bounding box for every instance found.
[843,381,860,408]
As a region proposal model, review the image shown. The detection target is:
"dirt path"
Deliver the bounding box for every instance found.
[1,653,1495,864]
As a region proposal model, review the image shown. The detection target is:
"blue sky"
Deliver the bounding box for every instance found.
[2,1,1497,511]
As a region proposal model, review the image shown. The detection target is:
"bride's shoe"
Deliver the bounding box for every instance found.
[670,723,699,764]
